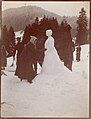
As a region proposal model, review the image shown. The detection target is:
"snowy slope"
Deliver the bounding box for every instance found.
[73,45,89,80]
[1,44,89,118]
[15,30,24,38]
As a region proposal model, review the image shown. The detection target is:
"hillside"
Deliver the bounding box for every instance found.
[2,5,77,32]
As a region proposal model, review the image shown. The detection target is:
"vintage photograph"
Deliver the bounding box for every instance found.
[1,1,90,118]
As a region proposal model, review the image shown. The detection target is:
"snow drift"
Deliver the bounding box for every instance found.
[1,44,89,118]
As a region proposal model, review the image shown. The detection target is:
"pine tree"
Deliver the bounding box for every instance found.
[1,25,8,48]
[76,8,88,45]
[35,17,39,24]
[8,26,15,44]
[8,26,15,56]
[30,17,40,37]
[22,25,31,44]
[22,25,29,44]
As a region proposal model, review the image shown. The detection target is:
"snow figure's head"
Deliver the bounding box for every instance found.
[46,29,52,37]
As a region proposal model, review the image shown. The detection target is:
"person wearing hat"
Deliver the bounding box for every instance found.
[29,36,37,74]
[15,36,37,83]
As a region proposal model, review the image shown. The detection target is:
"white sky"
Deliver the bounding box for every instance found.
[2,1,90,17]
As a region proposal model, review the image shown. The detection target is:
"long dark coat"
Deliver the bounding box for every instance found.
[15,42,36,81]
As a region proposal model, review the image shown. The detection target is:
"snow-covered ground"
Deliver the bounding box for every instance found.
[1,44,89,118]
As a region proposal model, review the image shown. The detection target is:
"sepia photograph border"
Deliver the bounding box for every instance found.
[0,0,91,119]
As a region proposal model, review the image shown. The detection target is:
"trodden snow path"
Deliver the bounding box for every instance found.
[1,45,89,118]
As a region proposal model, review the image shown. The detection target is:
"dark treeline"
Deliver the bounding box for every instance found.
[1,16,73,69]
[1,8,89,60]
[22,16,71,60]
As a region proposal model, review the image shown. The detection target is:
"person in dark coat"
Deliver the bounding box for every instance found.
[15,36,37,83]
[76,45,81,62]
[29,36,38,75]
